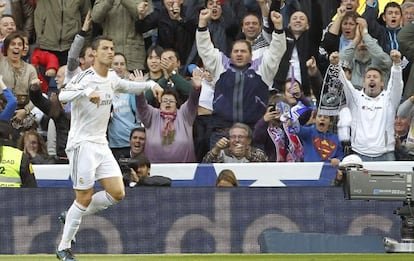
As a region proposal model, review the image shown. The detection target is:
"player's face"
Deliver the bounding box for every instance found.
[94,40,114,66]
[230,42,252,68]
[364,69,384,97]
[242,15,262,41]
[315,115,331,133]
[130,130,146,156]
[382,7,402,29]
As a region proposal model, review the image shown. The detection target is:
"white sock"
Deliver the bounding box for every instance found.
[58,201,86,251]
[83,191,118,216]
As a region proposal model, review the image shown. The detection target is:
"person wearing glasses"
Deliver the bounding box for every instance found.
[202,122,268,163]
[135,69,203,163]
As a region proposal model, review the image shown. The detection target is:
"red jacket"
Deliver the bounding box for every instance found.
[31,48,59,93]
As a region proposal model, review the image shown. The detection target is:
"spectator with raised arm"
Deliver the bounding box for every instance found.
[196,8,286,147]
[146,48,192,107]
[29,77,70,164]
[398,12,414,100]
[0,31,37,130]
[65,9,94,84]
[339,17,392,90]
[34,0,91,66]
[335,49,403,161]
[136,0,198,71]
[273,1,323,96]
[319,9,359,71]
[362,0,402,54]
[91,0,147,70]
[253,94,304,162]
[136,68,202,163]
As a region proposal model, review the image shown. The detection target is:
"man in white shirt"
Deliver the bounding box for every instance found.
[334,49,403,161]
[56,36,163,261]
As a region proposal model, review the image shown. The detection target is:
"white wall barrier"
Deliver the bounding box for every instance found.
[33,161,414,187]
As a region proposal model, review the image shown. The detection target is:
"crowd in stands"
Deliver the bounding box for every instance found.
[2,0,414,186]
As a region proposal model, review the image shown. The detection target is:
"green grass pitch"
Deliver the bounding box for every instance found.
[0,254,414,261]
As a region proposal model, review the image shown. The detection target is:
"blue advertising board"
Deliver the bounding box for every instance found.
[0,187,403,254]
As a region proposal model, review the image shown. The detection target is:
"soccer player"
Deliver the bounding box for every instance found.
[55,36,163,261]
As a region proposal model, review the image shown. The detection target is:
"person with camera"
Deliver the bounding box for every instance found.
[122,155,171,187]
[334,153,363,186]
[253,93,304,162]
[202,122,268,163]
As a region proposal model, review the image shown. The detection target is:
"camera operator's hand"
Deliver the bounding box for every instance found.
[330,158,340,167]
[130,168,139,183]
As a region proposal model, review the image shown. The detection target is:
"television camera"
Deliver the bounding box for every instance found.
[343,166,414,253]
[118,158,139,177]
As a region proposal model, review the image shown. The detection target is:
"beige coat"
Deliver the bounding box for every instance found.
[0,55,37,109]
[92,0,147,70]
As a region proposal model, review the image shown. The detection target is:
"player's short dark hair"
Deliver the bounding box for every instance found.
[91,36,113,50]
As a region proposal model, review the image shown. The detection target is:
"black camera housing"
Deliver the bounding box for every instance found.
[118,158,139,176]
